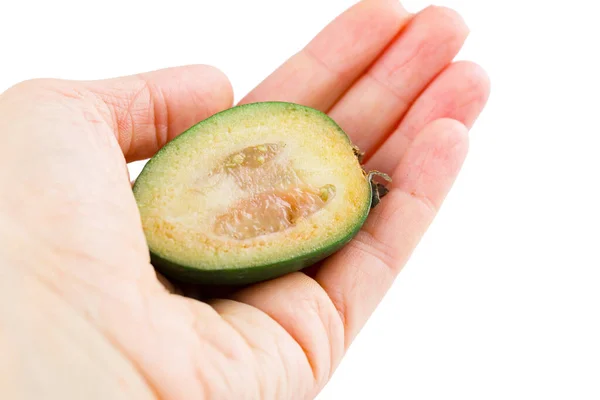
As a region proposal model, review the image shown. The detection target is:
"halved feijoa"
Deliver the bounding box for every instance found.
[133,102,389,285]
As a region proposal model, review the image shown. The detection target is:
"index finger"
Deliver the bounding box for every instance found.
[240,0,410,111]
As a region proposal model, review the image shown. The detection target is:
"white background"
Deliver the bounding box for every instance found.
[2,0,599,398]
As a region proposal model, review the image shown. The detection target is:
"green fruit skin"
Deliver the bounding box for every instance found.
[135,101,373,286]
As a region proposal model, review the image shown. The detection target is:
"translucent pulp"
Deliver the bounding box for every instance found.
[212,143,335,240]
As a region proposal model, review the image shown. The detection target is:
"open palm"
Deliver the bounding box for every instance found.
[0,1,489,399]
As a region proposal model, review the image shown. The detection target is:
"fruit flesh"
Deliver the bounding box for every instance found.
[218,142,298,190]
[133,102,374,285]
[211,141,337,240]
[213,185,336,240]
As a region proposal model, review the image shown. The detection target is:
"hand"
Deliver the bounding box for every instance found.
[0,1,489,398]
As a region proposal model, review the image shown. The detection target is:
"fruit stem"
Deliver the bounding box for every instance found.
[367,170,392,208]
[352,145,365,164]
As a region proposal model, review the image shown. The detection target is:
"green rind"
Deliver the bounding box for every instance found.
[134,101,372,286]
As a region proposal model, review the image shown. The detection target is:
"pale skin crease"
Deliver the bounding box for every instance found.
[0,1,490,398]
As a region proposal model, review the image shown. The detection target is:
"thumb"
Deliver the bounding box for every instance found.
[72,65,233,162]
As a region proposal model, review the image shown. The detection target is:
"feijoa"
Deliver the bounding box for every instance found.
[133,102,390,285]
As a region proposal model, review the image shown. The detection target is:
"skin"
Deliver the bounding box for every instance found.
[0,1,490,399]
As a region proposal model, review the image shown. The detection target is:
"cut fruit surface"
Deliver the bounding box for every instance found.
[213,185,335,240]
[133,102,385,285]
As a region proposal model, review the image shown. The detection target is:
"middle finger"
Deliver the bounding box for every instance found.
[328,6,469,156]
[239,0,410,111]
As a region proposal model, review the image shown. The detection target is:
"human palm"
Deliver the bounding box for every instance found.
[0,2,489,399]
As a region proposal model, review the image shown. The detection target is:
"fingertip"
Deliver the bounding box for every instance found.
[452,60,491,99]
[420,5,470,37]
[423,117,469,138]
[467,62,492,110]
[396,118,469,209]
[363,0,409,17]
[144,64,235,123]
[177,64,235,110]
[419,117,470,162]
